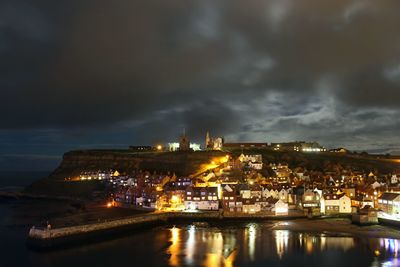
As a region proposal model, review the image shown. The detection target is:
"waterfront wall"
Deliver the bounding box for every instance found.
[29,212,170,239]
[28,211,306,240]
[27,211,306,249]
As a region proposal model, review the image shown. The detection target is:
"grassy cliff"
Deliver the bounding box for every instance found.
[26,150,226,198]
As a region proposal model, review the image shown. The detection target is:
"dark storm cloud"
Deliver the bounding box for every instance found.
[2,0,400,170]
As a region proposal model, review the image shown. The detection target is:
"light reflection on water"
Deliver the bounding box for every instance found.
[166,223,400,267]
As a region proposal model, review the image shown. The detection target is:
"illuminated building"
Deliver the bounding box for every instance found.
[222,187,243,213]
[378,192,400,215]
[223,142,268,149]
[128,145,154,151]
[352,206,378,225]
[302,189,321,216]
[320,193,351,214]
[271,141,326,152]
[184,186,219,211]
[168,142,201,151]
[205,132,224,150]
[238,154,263,170]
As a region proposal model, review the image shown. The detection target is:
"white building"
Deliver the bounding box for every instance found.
[278,189,289,203]
[321,193,351,214]
[248,161,263,170]
[262,188,272,198]
[271,199,289,215]
[168,142,201,151]
[391,175,399,185]
[184,187,219,211]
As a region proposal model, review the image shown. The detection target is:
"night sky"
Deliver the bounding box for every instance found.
[1,0,400,171]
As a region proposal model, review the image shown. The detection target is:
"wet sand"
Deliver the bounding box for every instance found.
[271,218,400,239]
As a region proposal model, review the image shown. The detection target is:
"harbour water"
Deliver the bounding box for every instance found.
[1,173,400,267]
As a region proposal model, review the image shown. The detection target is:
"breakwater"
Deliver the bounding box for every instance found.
[27,211,305,249]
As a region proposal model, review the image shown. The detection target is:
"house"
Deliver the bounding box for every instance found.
[341,187,356,198]
[238,154,262,163]
[250,184,263,198]
[302,189,321,216]
[262,188,272,198]
[242,198,259,214]
[238,184,251,199]
[321,193,351,214]
[238,154,263,170]
[278,188,289,203]
[142,187,158,209]
[270,199,289,216]
[378,192,400,215]
[391,175,399,185]
[222,191,243,213]
[255,197,270,211]
[270,189,279,199]
[184,187,219,211]
[371,181,382,190]
[302,189,320,208]
[351,195,374,208]
[352,206,378,225]
[248,161,263,170]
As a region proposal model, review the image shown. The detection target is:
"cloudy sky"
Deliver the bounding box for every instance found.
[1,0,400,170]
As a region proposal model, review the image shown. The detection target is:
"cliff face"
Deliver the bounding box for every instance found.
[26,150,226,197]
[52,150,226,178]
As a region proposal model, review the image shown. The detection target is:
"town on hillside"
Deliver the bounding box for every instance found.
[70,132,400,224]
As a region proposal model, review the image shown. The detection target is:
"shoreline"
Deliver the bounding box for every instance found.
[4,192,400,250]
[26,211,400,250]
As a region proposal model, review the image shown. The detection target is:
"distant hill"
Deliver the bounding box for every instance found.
[224,148,400,173]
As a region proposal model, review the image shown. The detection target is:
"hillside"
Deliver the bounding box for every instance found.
[225,148,400,174]
[26,150,225,197]
[25,148,400,198]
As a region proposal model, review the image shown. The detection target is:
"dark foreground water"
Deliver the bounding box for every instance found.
[1,173,400,267]
[1,215,400,267]
[0,171,49,192]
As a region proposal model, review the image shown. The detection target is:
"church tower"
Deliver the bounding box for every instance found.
[205,131,211,149]
[179,129,190,151]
